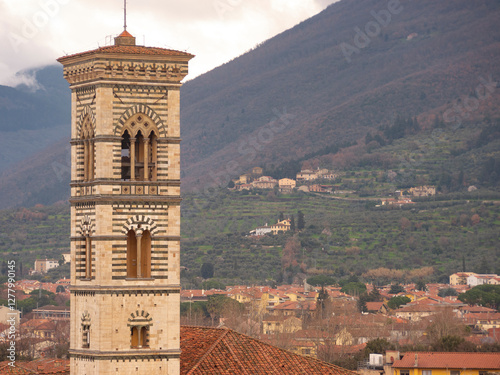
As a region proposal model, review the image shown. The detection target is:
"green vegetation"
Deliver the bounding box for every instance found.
[0,186,499,286]
[340,282,367,296]
[458,285,500,310]
[438,288,459,297]
[387,296,411,310]
[306,275,336,287]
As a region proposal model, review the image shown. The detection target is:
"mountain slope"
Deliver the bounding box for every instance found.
[0,66,70,175]
[180,0,500,188]
[0,0,499,208]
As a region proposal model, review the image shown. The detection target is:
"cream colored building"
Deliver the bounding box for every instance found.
[34,259,60,274]
[59,29,193,375]
[279,178,296,192]
[409,185,436,197]
[271,219,291,234]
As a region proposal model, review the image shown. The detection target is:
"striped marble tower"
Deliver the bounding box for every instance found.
[58,30,193,375]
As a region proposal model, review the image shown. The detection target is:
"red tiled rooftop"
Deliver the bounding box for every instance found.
[181,326,356,375]
[393,352,500,370]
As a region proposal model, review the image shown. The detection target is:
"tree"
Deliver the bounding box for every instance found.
[316,287,329,319]
[279,212,284,221]
[364,338,394,356]
[367,286,383,302]
[438,288,459,297]
[387,296,411,310]
[432,335,474,352]
[340,282,366,296]
[458,284,500,310]
[426,308,468,345]
[306,275,336,287]
[206,295,243,326]
[290,215,296,231]
[200,263,214,279]
[297,211,305,230]
[56,285,65,293]
[389,283,405,294]
[282,236,300,269]
[416,280,427,291]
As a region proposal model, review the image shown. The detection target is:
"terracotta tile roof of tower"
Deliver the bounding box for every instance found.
[180,326,356,375]
[58,44,194,61]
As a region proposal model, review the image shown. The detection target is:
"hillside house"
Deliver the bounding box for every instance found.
[279,178,296,193]
[250,224,272,236]
[252,176,278,189]
[409,185,436,197]
[271,219,291,234]
[252,167,263,175]
[239,174,251,184]
[296,169,318,181]
[309,184,331,193]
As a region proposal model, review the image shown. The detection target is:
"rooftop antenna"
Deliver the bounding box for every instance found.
[124,0,127,31]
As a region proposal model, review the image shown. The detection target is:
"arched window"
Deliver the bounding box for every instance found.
[120,114,158,181]
[81,115,95,181]
[126,229,151,279]
[130,326,149,348]
[128,311,152,349]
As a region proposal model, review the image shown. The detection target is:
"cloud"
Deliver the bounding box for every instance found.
[0,0,338,86]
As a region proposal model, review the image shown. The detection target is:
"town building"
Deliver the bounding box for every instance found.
[34,259,60,274]
[58,27,193,374]
[392,352,500,375]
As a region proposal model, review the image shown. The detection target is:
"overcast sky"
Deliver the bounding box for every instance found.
[0,0,337,87]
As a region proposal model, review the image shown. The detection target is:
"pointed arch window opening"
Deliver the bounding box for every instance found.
[120,115,158,182]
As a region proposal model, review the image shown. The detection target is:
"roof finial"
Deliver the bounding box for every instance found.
[124,0,127,31]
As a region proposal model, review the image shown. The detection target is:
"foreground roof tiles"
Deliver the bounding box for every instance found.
[180,326,356,375]
[393,352,500,370]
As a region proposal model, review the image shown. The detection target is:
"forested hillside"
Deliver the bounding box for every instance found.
[1,193,498,285]
[0,0,499,208]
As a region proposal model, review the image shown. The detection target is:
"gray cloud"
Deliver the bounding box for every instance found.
[0,0,338,86]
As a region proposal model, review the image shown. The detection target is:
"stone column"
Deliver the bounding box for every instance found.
[85,236,91,279]
[84,140,89,181]
[130,138,136,181]
[136,234,142,278]
[143,138,149,181]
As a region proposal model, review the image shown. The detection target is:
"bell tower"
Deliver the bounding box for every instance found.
[58,29,193,375]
